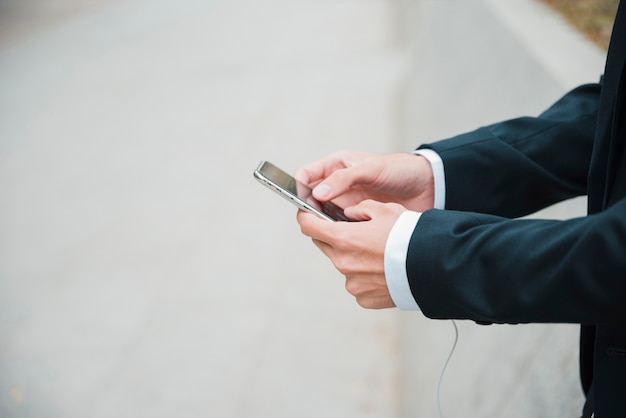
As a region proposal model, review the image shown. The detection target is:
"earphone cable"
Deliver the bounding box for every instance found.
[437,319,459,418]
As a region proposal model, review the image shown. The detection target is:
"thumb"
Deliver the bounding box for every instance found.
[312,164,373,201]
[344,199,384,221]
[345,200,407,222]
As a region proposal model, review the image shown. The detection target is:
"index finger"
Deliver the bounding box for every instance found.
[294,153,350,186]
[296,209,340,244]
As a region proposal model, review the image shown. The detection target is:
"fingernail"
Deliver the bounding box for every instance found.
[314,183,332,199]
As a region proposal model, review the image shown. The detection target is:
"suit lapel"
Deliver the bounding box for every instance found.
[589,1,626,211]
[602,58,626,208]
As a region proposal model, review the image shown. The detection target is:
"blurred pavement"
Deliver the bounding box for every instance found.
[0,0,607,417]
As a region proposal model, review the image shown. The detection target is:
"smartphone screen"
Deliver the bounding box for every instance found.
[254,161,351,222]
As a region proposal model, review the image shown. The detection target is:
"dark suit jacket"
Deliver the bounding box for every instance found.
[411,2,626,416]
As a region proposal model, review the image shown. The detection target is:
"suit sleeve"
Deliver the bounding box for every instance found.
[407,201,626,324]
[406,82,626,324]
[419,83,601,218]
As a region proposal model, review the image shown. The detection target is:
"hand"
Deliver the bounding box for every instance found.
[295,151,435,212]
[297,199,406,309]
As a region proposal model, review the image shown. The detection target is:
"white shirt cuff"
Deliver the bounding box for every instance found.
[414,149,446,210]
[385,210,422,311]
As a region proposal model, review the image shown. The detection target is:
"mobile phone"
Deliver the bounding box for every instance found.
[253,160,351,222]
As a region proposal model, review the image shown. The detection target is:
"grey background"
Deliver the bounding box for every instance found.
[0,0,607,417]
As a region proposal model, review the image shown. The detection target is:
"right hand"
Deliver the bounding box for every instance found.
[295,151,436,212]
[296,199,407,309]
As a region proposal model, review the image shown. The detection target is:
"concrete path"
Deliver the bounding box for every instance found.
[0,0,607,417]
[399,1,605,417]
[0,1,406,417]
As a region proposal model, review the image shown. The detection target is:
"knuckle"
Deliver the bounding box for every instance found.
[334,255,354,275]
[344,278,361,296]
[332,230,351,251]
[355,296,374,309]
[297,217,311,235]
[390,202,405,212]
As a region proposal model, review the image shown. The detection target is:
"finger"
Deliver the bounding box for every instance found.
[311,237,334,258]
[343,199,383,221]
[345,273,396,309]
[346,199,407,220]
[356,293,396,310]
[296,209,338,243]
[312,162,378,201]
[294,154,349,186]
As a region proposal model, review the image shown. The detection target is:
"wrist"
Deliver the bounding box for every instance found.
[384,210,422,311]
[413,149,445,210]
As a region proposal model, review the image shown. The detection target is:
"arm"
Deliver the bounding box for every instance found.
[420,83,601,218]
[407,200,626,324]
[296,84,606,316]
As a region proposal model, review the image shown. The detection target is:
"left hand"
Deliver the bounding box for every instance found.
[297,199,407,309]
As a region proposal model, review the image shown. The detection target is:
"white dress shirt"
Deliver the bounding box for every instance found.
[384,149,445,310]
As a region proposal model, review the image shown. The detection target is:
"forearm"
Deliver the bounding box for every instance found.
[405,199,626,324]
[384,149,444,310]
[418,83,601,218]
